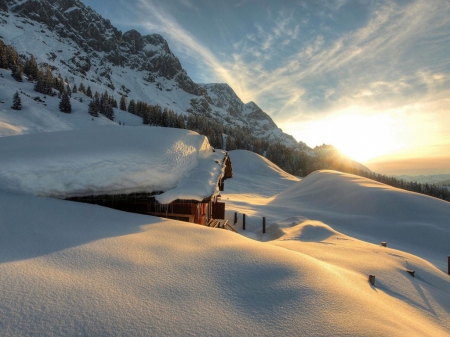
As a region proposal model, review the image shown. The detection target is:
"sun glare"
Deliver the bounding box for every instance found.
[291,112,406,163]
[331,114,405,162]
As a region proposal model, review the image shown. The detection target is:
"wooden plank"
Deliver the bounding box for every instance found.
[224,221,238,233]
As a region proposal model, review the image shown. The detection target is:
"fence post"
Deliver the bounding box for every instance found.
[263,217,266,234]
[234,212,237,225]
[243,214,246,231]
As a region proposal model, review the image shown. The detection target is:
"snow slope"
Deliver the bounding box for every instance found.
[223,151,450,270]
[224,149,300,197]
[0,125,227,203]
[1,190,449,336]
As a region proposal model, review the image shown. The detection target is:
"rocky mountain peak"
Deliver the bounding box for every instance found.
[2,0,306,149]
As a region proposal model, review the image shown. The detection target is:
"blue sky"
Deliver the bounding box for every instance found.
[83,0,450,175]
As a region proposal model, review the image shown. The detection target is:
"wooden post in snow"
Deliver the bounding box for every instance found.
[243,214,246,231]
[263,217,266,234]
[234,212,237,225]
[381,242,387,247]
[368,275,375,286]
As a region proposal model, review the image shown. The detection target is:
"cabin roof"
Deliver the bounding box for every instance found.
[0,126,232,204]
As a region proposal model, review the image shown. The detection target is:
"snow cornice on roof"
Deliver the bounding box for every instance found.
[0,125,232,203]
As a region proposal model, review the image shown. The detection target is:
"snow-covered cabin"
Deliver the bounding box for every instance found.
[0,126,232,225]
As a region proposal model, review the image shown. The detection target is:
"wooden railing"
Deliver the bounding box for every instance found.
[206,218,238,233]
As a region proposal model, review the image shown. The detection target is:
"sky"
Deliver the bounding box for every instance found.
[82,0,450,175]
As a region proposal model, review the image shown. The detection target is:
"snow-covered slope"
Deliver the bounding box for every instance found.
[223,151,450,270]
[0,0,301,147]
[224,150,300,197]
[1,190,449,336]
[0,68,131,136]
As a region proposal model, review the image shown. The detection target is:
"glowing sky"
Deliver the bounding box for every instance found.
[83,0,450,175]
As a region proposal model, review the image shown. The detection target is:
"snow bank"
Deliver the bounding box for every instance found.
[0,126,227,203]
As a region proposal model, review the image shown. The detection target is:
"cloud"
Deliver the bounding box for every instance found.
[126,0,450,158]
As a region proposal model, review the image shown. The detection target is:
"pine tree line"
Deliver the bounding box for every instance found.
[0,39,23,82]
[87,90,116,120]
[0,39,72,113]
[347,168,450,202]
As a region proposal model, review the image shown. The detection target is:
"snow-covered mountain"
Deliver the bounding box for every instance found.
[0,0,299,147]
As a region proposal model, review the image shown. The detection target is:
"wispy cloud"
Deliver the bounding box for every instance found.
[126,0,450,157]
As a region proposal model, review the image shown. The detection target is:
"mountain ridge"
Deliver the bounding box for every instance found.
[1,0,300,147]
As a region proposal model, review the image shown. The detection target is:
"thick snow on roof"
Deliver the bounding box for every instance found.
[0,126,227,203]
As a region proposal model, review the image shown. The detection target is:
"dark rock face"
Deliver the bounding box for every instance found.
[0,1,8,12]
[7,0,205,95]
[9,0,121,54]
[203,83,244,118]
[203,84,276,128]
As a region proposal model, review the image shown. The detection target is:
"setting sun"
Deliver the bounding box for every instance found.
[325,113,405,163]
[288,112,406,163]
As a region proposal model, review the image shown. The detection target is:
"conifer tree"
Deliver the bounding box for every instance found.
[34,66,54,95]
[128,99,136,114]
[88,99,99,117]
[59,90,72,113]
[79,82,86,94]
[119,95,127,111]
[86,86,92,98]
[142,110,150,125]
[11,91,22,110]
[54,73,64,92]
[110,96,118,108]
[72,84,78,93]
[24,55,39,81]
[0,40,7,69]
[161,108,170,127]
[5,45,19,70]
[11,59,23,82]
[44,67,54,95]
[102,103,114,121]
[177,114,186,129]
